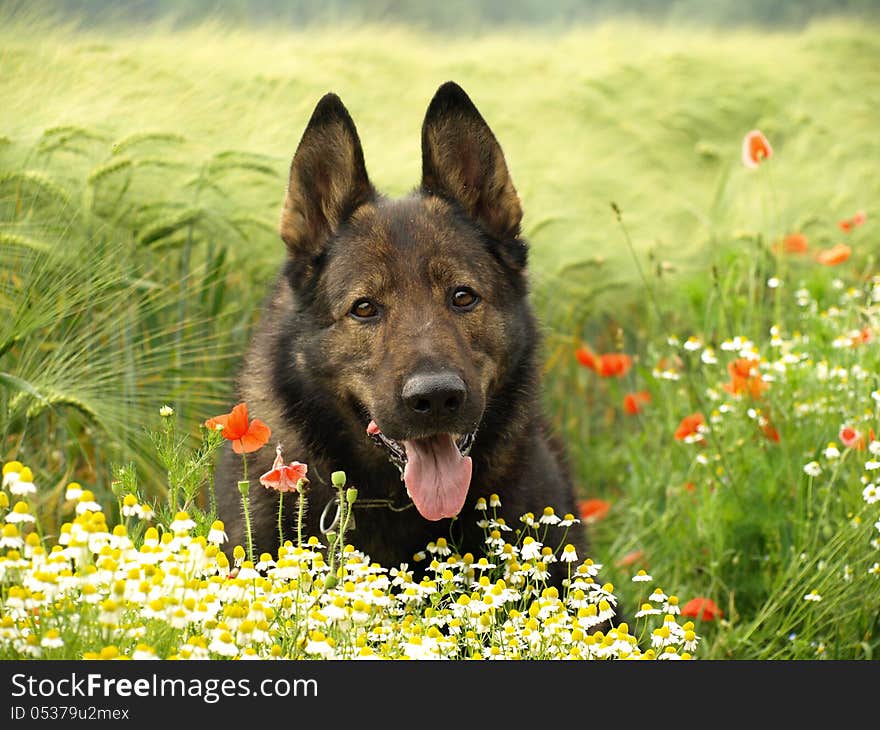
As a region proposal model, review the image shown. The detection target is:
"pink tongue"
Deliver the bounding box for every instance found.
[366,421,472,521]
[402,435,472,521]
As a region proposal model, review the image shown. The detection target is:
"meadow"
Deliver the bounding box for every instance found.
[1,12,879,659]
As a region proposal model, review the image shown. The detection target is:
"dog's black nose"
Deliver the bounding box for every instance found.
[402,372,466,418]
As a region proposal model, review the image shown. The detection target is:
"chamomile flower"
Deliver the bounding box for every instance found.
[304,631,336,658]
[649,587,668,603]
[255,553,276,571]
[632,569,653,582]
[520,512,537,528]
[863,484,879,504]
[700,347,718,365]
[0,524,23,549]
[2,461,24,489]
[120,494,140,518]
[803,461,822,478]
[682,625,699,653]
[209,630,239,658]
[40,630,64,649]
[6,502,35,523]
[520,537,542,561]
[7,467,35,496]
[75,491,103,514]
[169,512,196,534]
[132,644,159,660]
[531,562,550,581]
[472,557,496,571]
[64,482,83,501]
[539,507,561,525]
[804,590,822,602]
[207,520,228,545]
[635,602,662,618]
[560,544,578,563]
[596,599,616,624]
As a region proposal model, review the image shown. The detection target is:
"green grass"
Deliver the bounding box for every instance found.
[1,13,879,659]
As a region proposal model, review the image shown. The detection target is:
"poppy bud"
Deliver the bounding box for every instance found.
[331,471,347,487]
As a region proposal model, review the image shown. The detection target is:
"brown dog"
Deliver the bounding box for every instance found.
[215,81,591,586]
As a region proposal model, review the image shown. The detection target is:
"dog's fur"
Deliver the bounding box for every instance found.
[215,82,590,583]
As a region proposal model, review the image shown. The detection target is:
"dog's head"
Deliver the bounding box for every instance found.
[278,82,532,521]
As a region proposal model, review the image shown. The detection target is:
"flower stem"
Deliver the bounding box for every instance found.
[207,472,217,519]
[277,491,284,551]
[296,488,305,549]
[238,480,254,564]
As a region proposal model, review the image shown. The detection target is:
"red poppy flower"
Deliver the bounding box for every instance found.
[742,129,772,168]
[851,327,872,347]
[598,353,632,378]
[838,426,873,451]
[615,549,645,568]
[761,420,780,443]
[575,346,597,370]
[680,597,723,621]
[259,445,308,493]
[576,347,632,378]
[205,403,271,454]
[674,412,706,442]
[578,498,611,523]
[816,243,851,266]
[723,357,768,399]
[838,210,866,232]
[777,232,809,254]
[623,391,651,415]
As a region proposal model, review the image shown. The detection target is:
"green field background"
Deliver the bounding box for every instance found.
[2,2,880,658]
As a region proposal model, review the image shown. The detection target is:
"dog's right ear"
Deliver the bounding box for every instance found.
[280,93,374,264]
[421,82,523,248]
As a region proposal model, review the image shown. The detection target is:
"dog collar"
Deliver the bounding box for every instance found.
[319,495,415,535]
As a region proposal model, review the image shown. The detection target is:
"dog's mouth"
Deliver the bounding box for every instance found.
[367,420,475,522]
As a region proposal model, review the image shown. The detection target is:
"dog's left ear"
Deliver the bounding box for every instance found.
[421,82,525,265]
[280,93,375,268]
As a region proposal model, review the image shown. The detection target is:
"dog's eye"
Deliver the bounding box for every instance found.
[450,287,480,311]
[349,298,380,321]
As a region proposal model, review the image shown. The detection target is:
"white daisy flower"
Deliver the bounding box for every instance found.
[8,467,35,496]
[519,537,542,561]
[803,461,822,478]
[539,507,560,525]
[207,521,228,545]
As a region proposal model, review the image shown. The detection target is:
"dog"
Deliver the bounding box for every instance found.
[215,81,592,587]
